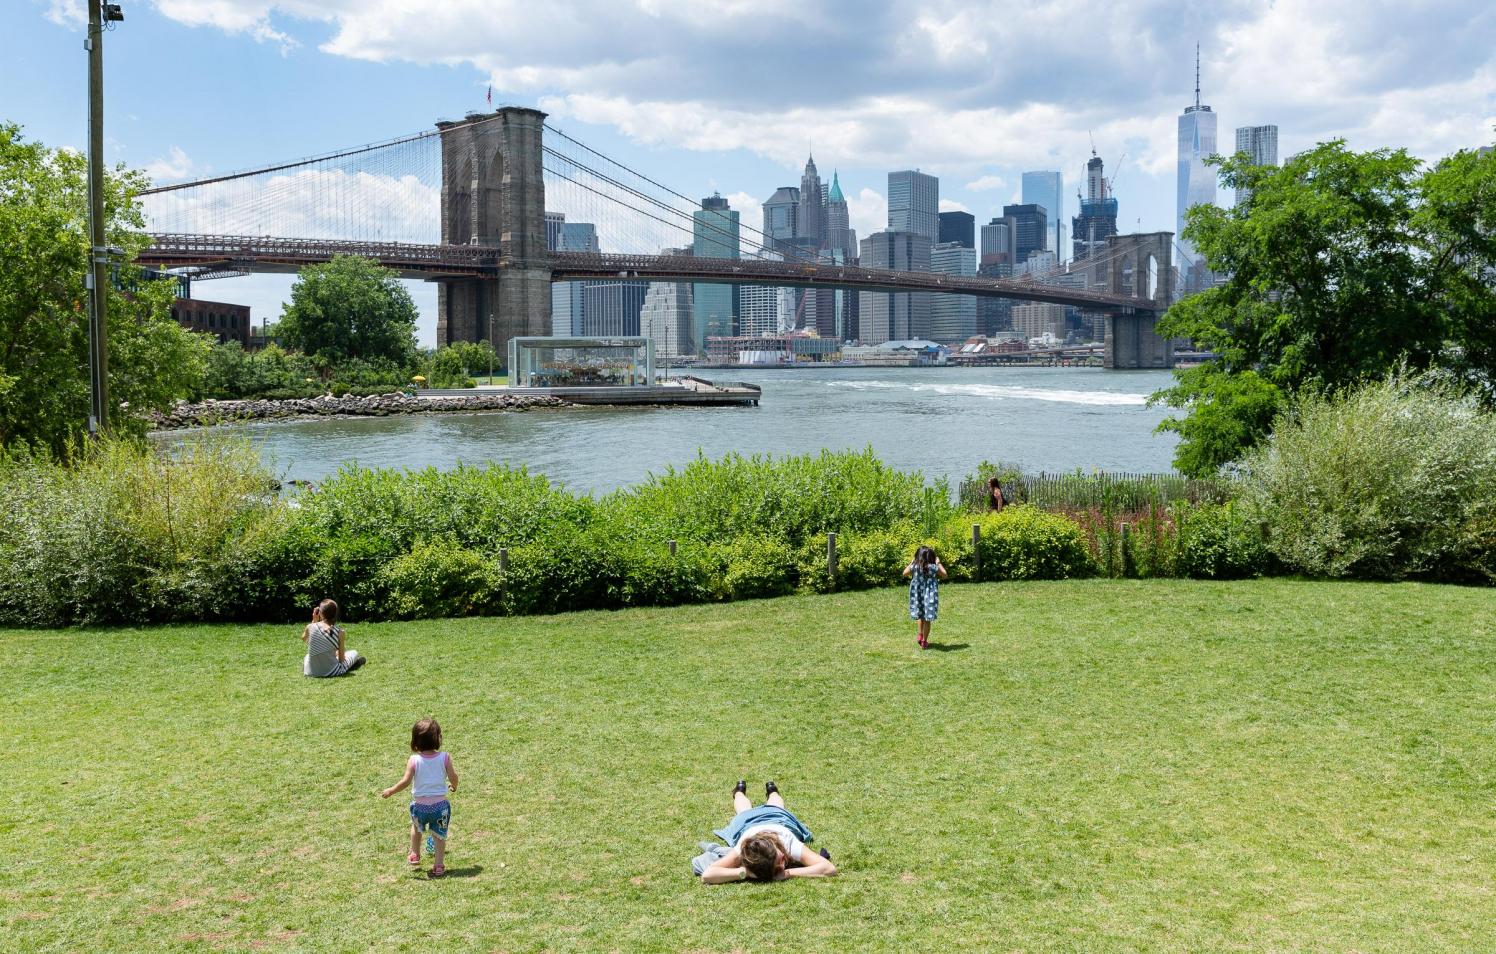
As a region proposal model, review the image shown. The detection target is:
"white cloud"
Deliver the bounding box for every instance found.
[143,146,199,184]
[41,0,84,26]
[123,0,1496,184]
[938,198,970,214]
[70,0,1493,246]
[151,0,297,48]
[845,187,887,242]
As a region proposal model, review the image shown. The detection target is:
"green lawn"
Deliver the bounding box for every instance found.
[5,579,1496,952]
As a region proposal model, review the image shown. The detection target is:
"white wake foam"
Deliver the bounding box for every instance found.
[827,379,1149,406]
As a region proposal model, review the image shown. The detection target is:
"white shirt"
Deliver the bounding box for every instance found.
[739,823,805,863]
[411,752,449,798]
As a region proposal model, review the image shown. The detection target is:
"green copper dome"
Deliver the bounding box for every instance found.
[828,171,845,203]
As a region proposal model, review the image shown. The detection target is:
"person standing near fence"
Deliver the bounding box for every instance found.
[986,476,1006,512]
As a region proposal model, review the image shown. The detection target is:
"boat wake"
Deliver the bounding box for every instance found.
[826,379,1150,407]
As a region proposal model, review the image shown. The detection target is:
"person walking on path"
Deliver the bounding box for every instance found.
[381,718,459,878]
[697,781,837,884]
[301,599,365,677]
[903,545,947,649]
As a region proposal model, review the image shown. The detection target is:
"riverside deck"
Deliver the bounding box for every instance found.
[419,376,761,407]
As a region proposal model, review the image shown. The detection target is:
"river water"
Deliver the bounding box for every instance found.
[156,366,1181,494]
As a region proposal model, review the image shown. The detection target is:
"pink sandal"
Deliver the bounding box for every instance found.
[429,864,446,878]
[408,852,420,866]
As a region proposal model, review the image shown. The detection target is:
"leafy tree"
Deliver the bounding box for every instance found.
[277,256,419,369]
[0,122,209,451]
[425,341,497,388]
[1153,141,1496,476]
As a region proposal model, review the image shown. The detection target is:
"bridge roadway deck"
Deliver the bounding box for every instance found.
[139,234,1161,313]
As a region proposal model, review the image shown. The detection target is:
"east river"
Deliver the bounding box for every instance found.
[155,366,1181,494]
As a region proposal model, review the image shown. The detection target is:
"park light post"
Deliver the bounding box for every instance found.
[85,1,124,436]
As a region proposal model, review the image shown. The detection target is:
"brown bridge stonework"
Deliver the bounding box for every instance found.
[435,108,551,354]
[1099,232,1176,369]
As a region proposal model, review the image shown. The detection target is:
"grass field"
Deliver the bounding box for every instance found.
[5,579,1496,952]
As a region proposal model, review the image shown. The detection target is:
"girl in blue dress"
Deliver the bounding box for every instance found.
[903,545,947,649]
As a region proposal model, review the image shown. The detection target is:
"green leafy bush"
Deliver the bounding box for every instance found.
[297,463,593,555]
[974,506,1094,581]
[613,449,942,548]
[1173,502,1270,580]
[379,538,497,620]
[497,531,613,616]
[257,387,324,401]
[1241,372,1496,581]
[707,534,797,601]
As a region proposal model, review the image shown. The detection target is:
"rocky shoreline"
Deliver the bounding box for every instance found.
[150,392,567,430]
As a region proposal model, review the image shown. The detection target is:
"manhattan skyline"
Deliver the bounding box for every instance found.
[5,0,1491,344]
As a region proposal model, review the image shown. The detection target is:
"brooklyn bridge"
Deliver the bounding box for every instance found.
[137,106,1177,368]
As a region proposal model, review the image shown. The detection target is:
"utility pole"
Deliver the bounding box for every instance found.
[85,2,124,435]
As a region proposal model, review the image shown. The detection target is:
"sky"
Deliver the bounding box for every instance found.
[5,0,1493,346]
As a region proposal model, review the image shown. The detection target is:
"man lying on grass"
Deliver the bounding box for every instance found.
[697,780,838,884]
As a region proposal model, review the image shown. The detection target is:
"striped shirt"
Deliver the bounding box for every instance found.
[304,622,345,677]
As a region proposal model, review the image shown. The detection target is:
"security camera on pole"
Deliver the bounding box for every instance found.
[85,1,124,436]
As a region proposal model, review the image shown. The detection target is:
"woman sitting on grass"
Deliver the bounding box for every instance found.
[301,599,365,677]
[697,780,837,884]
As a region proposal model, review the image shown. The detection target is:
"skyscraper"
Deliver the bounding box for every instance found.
[550,221,599,335]
[1178,45,1218,279]
[739,281,798,337]
[888,170,939,243]
[582,281,648,337]
[938,211,975,249]
[692,193,739,350]
[1001,203,1048,266]
[929,242,977,344]
[858,231,931,344]
[640,247,694,360]
[1021,171,1062,250]
[762,186,800,248]
[544,211,565,251]
[798,155,825,248]
[1072,153,1118,266]
[824,171,858,258]
[1233,124,1279,206]
[980,218,1012,265]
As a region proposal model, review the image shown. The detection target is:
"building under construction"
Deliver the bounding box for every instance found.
[1071,153,1119,266]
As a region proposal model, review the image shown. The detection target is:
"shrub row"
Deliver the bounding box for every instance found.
[3,371,1490,628]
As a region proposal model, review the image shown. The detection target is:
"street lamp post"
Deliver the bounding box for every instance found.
[84,1,124,436]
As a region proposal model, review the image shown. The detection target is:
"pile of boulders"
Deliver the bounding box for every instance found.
[150,392,567,429]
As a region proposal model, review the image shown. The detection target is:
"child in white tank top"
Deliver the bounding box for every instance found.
[381,718,459,877]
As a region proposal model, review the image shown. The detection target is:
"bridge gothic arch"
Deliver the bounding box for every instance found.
[1100,232,1176,369]
[435,108,552,350]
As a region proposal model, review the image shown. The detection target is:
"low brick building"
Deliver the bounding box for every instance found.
[171,298,252,347]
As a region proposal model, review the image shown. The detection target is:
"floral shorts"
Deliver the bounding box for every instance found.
[410,800,451,840]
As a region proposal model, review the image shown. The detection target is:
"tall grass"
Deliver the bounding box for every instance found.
[960,459,1231,512]
[0,436,276,626]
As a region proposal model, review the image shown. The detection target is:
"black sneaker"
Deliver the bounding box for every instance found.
[348,656,367,672]
[765,780,779,798]
[818,848,832,861]
[732,780,747,796]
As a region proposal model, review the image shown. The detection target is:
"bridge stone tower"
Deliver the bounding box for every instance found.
[1102,231,1176,369]
[435,108,552,356]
